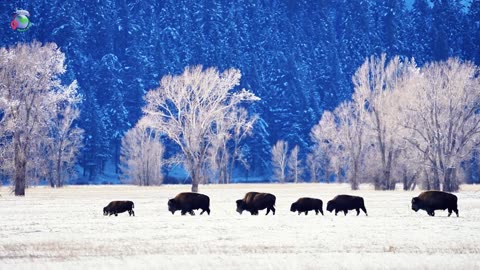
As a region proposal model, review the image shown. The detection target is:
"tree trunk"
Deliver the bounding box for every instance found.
[350,161,359,190]
[443,167,458,192]
[432,168,440,190]
[56,148,63,188]
[424,169,431,190]
[403,170,408,191]
[14,138,27,196]
[190,162,201,193]
[191,182,199,192]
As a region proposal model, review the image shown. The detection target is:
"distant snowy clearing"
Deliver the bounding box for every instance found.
[1,184,480,270]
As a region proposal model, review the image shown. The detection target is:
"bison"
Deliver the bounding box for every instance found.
[168,192,211,215]
[236,192,276,215]
[103,200,135,216]
[411,191,459,217]
[290,197,324,215]
[326,195,367,216]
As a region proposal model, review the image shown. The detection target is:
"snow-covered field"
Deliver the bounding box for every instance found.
[1,184,480,270]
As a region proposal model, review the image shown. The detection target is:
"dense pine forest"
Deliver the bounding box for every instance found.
[1,0,480,184]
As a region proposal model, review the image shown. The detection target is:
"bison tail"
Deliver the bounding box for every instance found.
[132,202,135,208]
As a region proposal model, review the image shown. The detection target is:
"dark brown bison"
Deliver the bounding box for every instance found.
[168,192,210,215]
[326,195,367,216]
[411,191,459,217]
[103,201,135,216]
[236,192,276,215]
[290,197,324,215]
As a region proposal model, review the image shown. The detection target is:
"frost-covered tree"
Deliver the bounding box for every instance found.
[352,54,416,190]
[334,102,366,190]
[208,108,257,184]
[312,102,365,190]
[43,83,84,187]
[271,140,288,183]
[400,58,480,192]
[306,147,322,183]
[141,66,259,192]
[287,145,303,183]
[0,42,78,196]
[311,111,342,184]
[120,119,164,186]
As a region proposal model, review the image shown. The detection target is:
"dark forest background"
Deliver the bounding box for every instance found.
[1,0,479,183]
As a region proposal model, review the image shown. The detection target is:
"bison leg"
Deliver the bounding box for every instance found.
[361,206,368,216]
[356,208,360,216]
[320,209,324,216]
[335,210,339,216]
[454,208,459,217]
[129,210,135,216]
[305,211,308,215]
[271,207,276,215]
[114,212,118,216]
[189,210,195,216]
[448,209,452,217]
[181,210,187,215]
[343,210,348,216]
[200,209,205,215]
[298,211,301,215]
[427,210,435,216]
[315,209,319,215]
[200,208,211,215]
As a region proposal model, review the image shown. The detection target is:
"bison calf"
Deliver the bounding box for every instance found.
[326,195,367,216]
[236,192,276,215]
[411,191,459,217]
[290,197,324,215]
[168,192,211,215]
[103,200,135,217]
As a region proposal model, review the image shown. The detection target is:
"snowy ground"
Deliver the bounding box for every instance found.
[1,183,479,270]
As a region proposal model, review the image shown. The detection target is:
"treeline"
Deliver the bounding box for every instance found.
[308,55,480,192]
[0,0,479,183]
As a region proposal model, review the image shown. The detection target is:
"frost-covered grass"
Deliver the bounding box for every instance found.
[1,184,480,270]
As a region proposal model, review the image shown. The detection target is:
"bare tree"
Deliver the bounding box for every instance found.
[141,66,259,192]
[306,148,322,183]
[120,119,165,186]
[208,108,257,184]
[287,145,303,183]
[400,58,480,192]
[352,54,416,190]
[43,82,83,187]
[0,42,78,196]
[311,111,342,184]
[271,140,288,183]
[334,102,366,190]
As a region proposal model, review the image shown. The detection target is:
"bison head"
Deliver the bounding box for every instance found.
[236,199,246,214]
[326,200,335,212]
[103,207,108,216]
[411,197,420,212]
[168,199,178,214]
[290,202,297,212]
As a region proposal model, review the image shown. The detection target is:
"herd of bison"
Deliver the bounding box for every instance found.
[103,190,459,218]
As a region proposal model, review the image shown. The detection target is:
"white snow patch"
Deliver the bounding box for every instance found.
[0,184,479,270]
